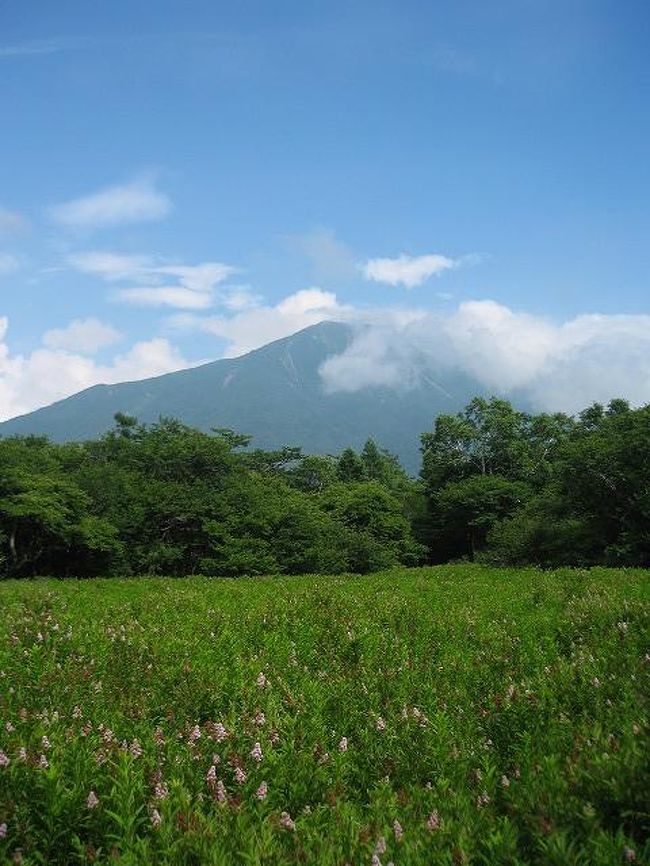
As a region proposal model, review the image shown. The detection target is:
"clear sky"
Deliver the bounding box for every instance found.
[1,1,650,419]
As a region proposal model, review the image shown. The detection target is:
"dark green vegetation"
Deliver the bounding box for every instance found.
[0,567,648,865]
[2,394,650,579]
[0,322,484,473]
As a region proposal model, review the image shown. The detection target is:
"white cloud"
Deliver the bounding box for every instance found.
[48,178,171,229]
[0,316,190,421]
[118,286,216,310]
[362,253,457,288]
[68,250,237,309]
[172,287,349,356]
[42,318,122,354]
[319,299,650,412]
[0,253,19,275]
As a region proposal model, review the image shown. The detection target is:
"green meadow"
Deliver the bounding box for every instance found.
[0,566,648,865]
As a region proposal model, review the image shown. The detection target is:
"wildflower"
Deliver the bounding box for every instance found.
[632,723,641,735]
[213,722,228,742]
[371,857,382,866]
[256,672,269,689]
[130,739,143,759]
[5,722,15,733]
[376,717,386,732]
[250,742,263,762]
[476,792,491,808]
[0,751,10,768]
[153,726,165,746]
[254,711,266,727]
[426,810,441,831]
[150,808,162,828]
[617,621,629,635]
[18,748,27,762]
[188,725,201,745]
[269,730,280,745]
[206,764,217,785]
[0,823,6,838]
[39,754,49,769]
[86,790,99,809]
[41,736,50,751]
[375,837,387,855]
[592,677,601,688]
[72,706,82,720]
[215,780,227,803]
[279,811,295,831]
[154,781,169,800]
[624,846,637,862]
[338,737,348,752]
[393,820,404,842]
[256,781,268,800]
[500,774,511,788]
[234,766,247,784]
[101,728,114,744]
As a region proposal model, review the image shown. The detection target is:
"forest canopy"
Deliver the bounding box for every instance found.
[1,396,649,578]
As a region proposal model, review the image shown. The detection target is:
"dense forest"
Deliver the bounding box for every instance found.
[1,396,649,578]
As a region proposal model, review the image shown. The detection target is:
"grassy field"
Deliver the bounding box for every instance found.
[0,567,648,866]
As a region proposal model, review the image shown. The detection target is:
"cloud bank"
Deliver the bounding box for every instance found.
[0,317,190,422]
[320,299,650,413]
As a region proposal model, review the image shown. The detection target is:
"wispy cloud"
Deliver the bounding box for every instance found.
[0,39,65,58]
[48,177,172,229]
[362,253,458,288]
[68,250,237,309]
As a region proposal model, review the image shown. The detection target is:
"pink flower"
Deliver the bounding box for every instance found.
[338,737,348,753]
[500,775,510,788]
[213,722,228,742]
[280,811,295,831]
[0,751,10,768]
[188,725,201,744]
[18,748,27,762]
[5,722,15,733]
[393,820,404,842]
[41,736,50,751]
[0,823,6,838]
[256,672,269,689]
[426,810,441,831]
[215,780,227,803]
[250,742,263,763]
[375,717,386,732]
[623,846,636,862]
[374,837,387,855]
[38,754,49,769]
[72,706,83,719]
[256,781,268,800]
[86,790,99,809]
[206,764,217,784]
[150,808,162,828]
[153,727,165,747]
[234,766,247,785]
[254,711,266,727]
[476,792,490,809]
[129,739,143,759]
[154,781,169,800]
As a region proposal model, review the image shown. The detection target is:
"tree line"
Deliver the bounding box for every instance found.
[1,396,649,578]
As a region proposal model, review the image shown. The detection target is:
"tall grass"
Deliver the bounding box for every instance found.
[0,566,648,864]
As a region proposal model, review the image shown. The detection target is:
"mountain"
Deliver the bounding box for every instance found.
[0,321,484,473]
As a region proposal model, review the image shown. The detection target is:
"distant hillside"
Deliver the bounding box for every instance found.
[0,321,484,472]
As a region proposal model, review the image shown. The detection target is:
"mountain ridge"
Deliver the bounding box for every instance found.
[0,321,484,472]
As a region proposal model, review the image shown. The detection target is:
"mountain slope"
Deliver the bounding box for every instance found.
[0,322,484,472]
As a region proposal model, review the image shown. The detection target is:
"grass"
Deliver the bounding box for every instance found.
[0,565,648,865]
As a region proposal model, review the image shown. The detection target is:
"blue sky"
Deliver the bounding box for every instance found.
[1,1,650,419]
